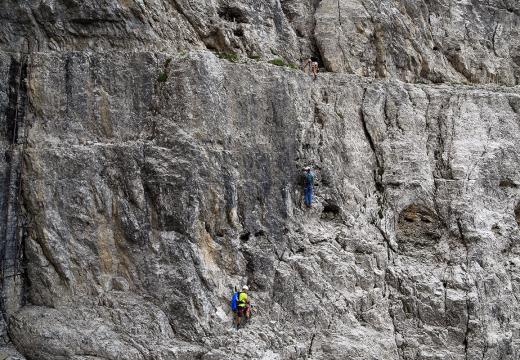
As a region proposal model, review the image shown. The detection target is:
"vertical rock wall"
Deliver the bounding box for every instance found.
[0,0,520,359]
[0,51,517,359]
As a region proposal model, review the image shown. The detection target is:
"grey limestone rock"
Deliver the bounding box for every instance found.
[0,1,520,359]
[1,0,519,84]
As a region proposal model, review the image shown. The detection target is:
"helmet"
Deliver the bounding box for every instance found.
[304,166,311,171]
[242,285,249,291]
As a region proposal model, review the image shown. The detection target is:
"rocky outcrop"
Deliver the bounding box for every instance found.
[314,0,520,85]
[0,49,519,359]
[2,0,519,85]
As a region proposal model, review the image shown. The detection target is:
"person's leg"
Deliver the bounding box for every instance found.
[307,186,313,205]
[304,187,309,206]
[305,187,312,206]
[236,309,241,329]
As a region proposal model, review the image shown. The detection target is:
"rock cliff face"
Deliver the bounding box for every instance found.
[2,0,520,84]
[1,1,520,360]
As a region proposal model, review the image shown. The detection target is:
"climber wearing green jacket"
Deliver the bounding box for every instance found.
[236,285,250,329]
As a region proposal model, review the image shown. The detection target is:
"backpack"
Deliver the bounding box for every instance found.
[230,292,239,311]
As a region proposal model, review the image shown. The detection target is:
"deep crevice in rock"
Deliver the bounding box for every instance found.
[0,55,29,345]
[307,332,316,355]
[218,6,249,24]
[4,58,27,145]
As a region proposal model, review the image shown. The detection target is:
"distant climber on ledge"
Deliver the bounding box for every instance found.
[303,57,319,80]
[303,166,315,207]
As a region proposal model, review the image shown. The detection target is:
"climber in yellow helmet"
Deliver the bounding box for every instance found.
[235,285,251,329]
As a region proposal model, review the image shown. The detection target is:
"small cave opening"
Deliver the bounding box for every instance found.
[233,27,244,37]
[499,178,518,188]
[322,201,341,220]
[240,231,251,241]
[323,203,340,215]
[218,6,249,24]
[515,204,520,228]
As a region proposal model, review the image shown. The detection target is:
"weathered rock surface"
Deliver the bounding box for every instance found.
[0,49,519,359]
[0,345,25,360]
[2,0,519,85]
[1,0,520,359]
[314,0,520,85]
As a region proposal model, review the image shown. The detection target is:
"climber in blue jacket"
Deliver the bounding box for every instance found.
[303,166,314,207]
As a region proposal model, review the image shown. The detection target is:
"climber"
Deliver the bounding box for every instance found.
[235,285,251,329]
[303,166,314,207]
[302,57,319,80]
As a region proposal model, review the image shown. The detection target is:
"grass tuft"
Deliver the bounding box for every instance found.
[157,72,168,82]
[269,58,299,70]
[269,58,285,66]
[217,52,240,63]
